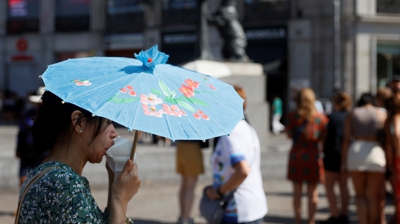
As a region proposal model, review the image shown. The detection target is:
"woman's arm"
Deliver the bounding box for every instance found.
[206,160,250,199]
[384,119,394,173]
[108,160,141,223]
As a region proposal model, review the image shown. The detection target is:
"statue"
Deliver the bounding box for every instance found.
[208,0,249,62]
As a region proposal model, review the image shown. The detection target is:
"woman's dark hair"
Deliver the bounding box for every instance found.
[356,93,374,107]
[333,91,352,111]
[31,91,106,162]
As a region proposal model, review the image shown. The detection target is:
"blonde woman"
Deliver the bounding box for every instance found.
[286,88,328,224]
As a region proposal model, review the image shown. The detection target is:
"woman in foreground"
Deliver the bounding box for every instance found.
[16,90,141,223]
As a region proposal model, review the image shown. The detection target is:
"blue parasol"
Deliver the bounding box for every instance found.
[41,45,244,155]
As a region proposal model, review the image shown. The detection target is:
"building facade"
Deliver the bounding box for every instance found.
[289,0,400,110]
[1,0,399,119]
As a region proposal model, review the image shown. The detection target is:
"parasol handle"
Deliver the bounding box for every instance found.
[130,130,140,162]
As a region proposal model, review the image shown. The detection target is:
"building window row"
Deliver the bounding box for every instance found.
[7,0,291,35]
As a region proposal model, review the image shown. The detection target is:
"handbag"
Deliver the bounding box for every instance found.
[199,186,235,224]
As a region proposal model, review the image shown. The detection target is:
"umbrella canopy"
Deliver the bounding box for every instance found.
[41,45,244,141]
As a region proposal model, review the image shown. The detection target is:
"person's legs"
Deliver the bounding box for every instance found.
[293,182,303,224]
[176,142,204,223]
[365,172,385,224]
[338,171,349,220]
[306,182,318,224]
[350,171,368,224]
[179,175,198,221]
[324,171,340,218]
[272,114,284,134]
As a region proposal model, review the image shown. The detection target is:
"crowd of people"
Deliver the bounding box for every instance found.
[8,74,400,224]
[284,75,400,224]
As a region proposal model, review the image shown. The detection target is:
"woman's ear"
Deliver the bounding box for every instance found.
[71,110,84,134]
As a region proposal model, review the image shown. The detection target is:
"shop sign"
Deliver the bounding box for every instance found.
[10,38,34,61]
[162,32,197,45]
[245,27,286,41]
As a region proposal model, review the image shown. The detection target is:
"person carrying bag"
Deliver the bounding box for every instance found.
[200,86,267,224]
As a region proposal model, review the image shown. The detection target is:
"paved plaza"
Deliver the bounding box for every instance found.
[0,125,395,223]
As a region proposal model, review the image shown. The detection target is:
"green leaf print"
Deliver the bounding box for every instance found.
[185,98,208,107]
[177,100,195,112]
[159,81,171,97]
[151,88,162,96]
[165,97,178,104]
[108,96,139,103]
[169,91,176,99]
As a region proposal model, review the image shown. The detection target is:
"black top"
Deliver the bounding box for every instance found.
[324,111,349,154]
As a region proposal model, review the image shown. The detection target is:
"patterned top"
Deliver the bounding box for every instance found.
[286,111,328,182]
[18,161,134,224]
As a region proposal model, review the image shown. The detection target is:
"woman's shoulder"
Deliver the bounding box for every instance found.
[29,161,87,187]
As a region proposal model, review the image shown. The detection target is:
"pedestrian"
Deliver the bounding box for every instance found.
[384,92,400,224]
[320,91,352,224]
[15,90,141,223]
[204,85,267,223]
[175,139,205,224]
[375,87,392,224]
[341,93,387,224]
[388,74,400,93]
[271,93,285,134]
[15,87,45,188]
[285,88,328,224]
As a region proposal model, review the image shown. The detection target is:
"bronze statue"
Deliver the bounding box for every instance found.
[208,0,249,62]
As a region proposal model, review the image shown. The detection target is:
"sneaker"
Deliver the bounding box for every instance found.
[319,216,339,224]
[177,217,197,224]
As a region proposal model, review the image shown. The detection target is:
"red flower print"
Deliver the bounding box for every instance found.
[73,79,92,86]
[160,104,186,117]
[140,93,163,105]
[193,113,201,119]
[143,105,162,118]
[179,84,195,98]
[207,84,216,90]
[120,85,136,96]
[129,90,136,96]
[184,79,199,89]
[193,110,210,120]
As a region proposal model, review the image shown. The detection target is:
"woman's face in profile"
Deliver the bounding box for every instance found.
[85,118,118,164]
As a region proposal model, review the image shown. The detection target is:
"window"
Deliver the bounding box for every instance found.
[377,0,400,14]
[55,0,90,32]
[162,0,198,27]
[7,0,40,34]
[244,0,290,22]
[106,0,145,33]
[377,42,400,88]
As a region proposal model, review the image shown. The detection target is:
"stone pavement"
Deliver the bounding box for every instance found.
[0,125,395,223]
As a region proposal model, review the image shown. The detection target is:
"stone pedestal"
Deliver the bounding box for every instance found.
[181,60,269,146]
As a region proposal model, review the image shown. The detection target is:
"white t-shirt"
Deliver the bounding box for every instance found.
[212,120,268,223]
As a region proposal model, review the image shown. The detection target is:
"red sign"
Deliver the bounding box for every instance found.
[16,38,28,52]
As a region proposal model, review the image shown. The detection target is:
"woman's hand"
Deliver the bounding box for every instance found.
[205,186,221,200]
[108,159,141,223]
[112,159,141,203]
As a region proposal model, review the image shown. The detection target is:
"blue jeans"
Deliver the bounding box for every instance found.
[222,217,263,224]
